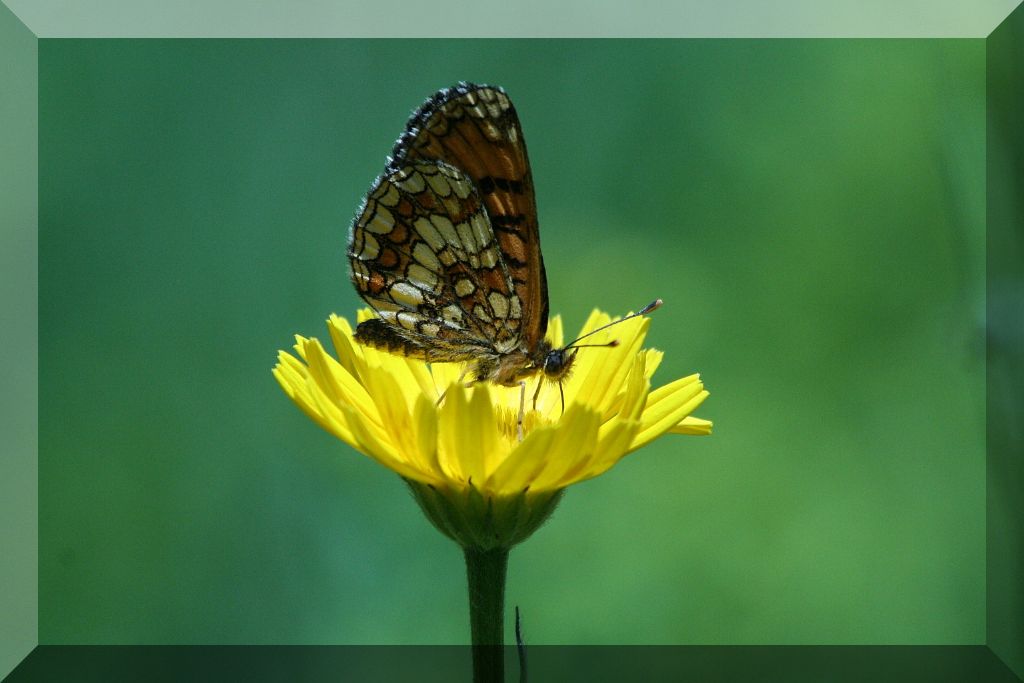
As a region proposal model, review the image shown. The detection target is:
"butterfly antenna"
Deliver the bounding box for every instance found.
[565,341,620,349]
[563,299,663,349]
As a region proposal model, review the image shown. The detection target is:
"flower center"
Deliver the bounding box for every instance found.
[495,405,552,441]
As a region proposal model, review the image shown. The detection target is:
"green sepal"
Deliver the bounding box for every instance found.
[405,478,564,551]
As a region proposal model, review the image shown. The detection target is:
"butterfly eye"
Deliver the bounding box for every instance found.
[542,349,568,378]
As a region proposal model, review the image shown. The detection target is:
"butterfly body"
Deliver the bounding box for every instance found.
[352,303,576,387]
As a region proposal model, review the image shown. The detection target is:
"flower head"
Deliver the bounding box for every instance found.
[274,309,710,549]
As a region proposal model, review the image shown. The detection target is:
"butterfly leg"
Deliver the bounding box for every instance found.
[517,381,527,442]
[530,376,566,414]
[436,367,472,406]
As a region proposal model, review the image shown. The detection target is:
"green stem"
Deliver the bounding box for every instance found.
[464,546,509,683]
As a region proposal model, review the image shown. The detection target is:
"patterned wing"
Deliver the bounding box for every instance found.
[387,83,549,352]
[348,160,526,362]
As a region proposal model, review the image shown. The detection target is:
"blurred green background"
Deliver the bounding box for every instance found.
[39,39,985,645]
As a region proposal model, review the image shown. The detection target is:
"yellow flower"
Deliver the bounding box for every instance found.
[274,309,710,549]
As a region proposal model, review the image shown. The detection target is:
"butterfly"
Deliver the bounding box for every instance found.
[347,82,659,415]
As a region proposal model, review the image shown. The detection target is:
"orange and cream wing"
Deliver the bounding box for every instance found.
[387,83,549,351]
[348,160,526,361]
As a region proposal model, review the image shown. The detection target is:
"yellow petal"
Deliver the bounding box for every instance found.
[618,352,651,422]
[327,316,375,395]
[360,364,419,464]
[642,348,663,378]
[274,350,310,392]
[273,360,351,444]
[487,426,558,494]
[404,357,438,402]
[556,310,612,410]
[643,373,703,420]
[577,309,612,337]
[631,385,709,452]
[303,338,381,430]
[291,335,310,360]
[302,370,359,448]
[413,393,442,473]
[302,343,402,454]
[459,383,503,483]
[546,314,565,348]
[437,382,470,482]
[567,316,648,414]
[580,418,642,480]
[372,349,429,414]
[431,362,468,399]
[595,349,648,422]
[669,416,714,435]
[339,404,431,483]
[327,314,363,378]
[529,405,602,490]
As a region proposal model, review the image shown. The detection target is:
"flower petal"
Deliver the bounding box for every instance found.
[669,416,714,436]
[528,404,602,490]
[339,404,433,483]
[579,418,642,481]
[300,369,358,449]
[618,352,651,422]
[431,362,468,399]
[303,337,381,430]
[327,315,364,379]
[546,314,564,348]
[360,363,420,465]
[404,357,439,402]
[273,353,350,442]
[437,382,471,482]
[413,393,442,473]
[486,426,558,494]
[642,348,663,378]
[643,373,703,418]
[569,315,649,414]
[462,384,503,483]
[631,378,709,452]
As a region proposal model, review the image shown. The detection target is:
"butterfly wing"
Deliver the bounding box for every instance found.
[348,160,526,363]
[387,83,549,353]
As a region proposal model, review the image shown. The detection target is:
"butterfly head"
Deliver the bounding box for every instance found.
[541,346,578,381]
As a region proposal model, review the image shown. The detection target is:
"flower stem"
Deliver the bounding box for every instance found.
[463,546,509,683]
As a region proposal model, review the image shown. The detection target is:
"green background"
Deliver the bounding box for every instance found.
[39,39,985,645]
